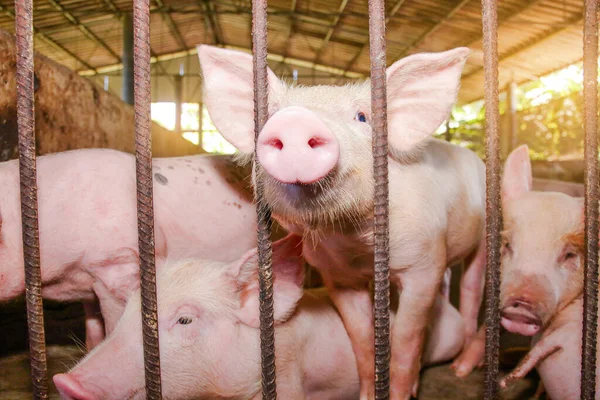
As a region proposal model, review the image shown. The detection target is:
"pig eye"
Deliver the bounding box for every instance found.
[355,111,368,123]
[565,252,577,260]
[177,316,193,325]
[502,241,512,256]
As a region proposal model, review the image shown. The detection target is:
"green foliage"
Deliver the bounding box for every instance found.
[450,63,588,161]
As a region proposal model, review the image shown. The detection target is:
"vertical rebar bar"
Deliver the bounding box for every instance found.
[581,0,599,398]
[368,0,391,398]
[481,0,501,399]
[133,0,162,398]
[251,0,277,398]
[14,1,49,398]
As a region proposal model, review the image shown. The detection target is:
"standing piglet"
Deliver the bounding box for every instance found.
[0,149,263,349]
[198,45,487,399]
[495,145,588,400]
[53,235,467,400]
[451,145,588,399]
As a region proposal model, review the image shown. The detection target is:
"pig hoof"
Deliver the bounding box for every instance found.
[450,362,472,378]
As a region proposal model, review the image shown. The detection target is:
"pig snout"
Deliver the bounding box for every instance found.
[501,297,543,336]
[53,374,97,400]
[257,106,339,184]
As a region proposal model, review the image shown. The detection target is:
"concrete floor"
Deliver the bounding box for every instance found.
[0,345,539,399]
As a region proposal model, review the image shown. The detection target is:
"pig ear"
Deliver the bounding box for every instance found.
[385,47,470,158]
[502,145,532,203]
[230,234,304,328]
[197,45,285,154]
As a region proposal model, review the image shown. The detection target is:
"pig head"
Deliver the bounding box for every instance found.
[500,145,584,336]
[53,234,305,400]
[197,45,470,231]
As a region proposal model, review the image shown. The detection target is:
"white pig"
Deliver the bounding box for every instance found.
[197,45,487,399]
[0,148,265,349]
[53,234,467,400]
[450,145,587,399]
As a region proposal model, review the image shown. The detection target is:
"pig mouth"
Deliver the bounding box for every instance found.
[267,174,336,209]
[501,308,542,336]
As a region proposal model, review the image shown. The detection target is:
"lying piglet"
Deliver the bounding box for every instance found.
[198,44,487,399]
[53,234,467,400]
[0,148,266,349]
[451,145,586,393]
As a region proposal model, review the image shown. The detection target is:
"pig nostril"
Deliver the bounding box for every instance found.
[268,138,283,150]
[308,137,327,149]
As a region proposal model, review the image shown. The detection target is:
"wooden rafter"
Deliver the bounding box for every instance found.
[312,0,349,64]
[47,0,121,62]
[337,0,408,77]
[155,0,188,51]
[0,3,95,71]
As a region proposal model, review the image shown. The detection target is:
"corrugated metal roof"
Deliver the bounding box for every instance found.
[0,0,591,103]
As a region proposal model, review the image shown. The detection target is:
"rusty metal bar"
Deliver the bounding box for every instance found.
[368,0,391,398]
[481,0,501,398]
[251,0,277,398]
[581,0,599,398]
[132,0,162,398]
[14,1,49,398]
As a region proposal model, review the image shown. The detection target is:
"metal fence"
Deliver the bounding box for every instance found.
[11,0,599,399]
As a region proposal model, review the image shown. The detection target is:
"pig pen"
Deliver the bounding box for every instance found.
[1,0,599,399]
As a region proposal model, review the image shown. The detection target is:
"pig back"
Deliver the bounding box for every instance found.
[151,154,260,263]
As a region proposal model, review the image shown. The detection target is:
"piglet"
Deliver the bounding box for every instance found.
[198,45,487,399]
[0,148,265,349]
[53,234,467,400]
[451,145,586,396]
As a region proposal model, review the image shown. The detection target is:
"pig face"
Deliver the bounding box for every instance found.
[198,46,470,232]
[53,235,304,400]
[499,145,584,337]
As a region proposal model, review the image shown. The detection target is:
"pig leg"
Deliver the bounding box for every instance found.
[500,336,562,389]
[450,324,485,377]
[83,299,105,350]
[91,262,140,334]
[390,245,447,399]
[421,295,465,366]
[459,238,486,344]
[326,283,375,400]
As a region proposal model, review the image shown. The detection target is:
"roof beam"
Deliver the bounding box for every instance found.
[46,0,121,62]
[78,45,366,79]
[101,0,121,16]
[0,3,95,71]
[336,0,408,78]
[462,10,583,80]
[200,0,224,45]
[282,0,298,59]
[154,0,187,51]
[393,0,470,61]
[312,0,350,64]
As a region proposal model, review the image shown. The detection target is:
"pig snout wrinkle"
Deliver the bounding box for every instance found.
[257,106,339,184]
[53,374,97,400]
